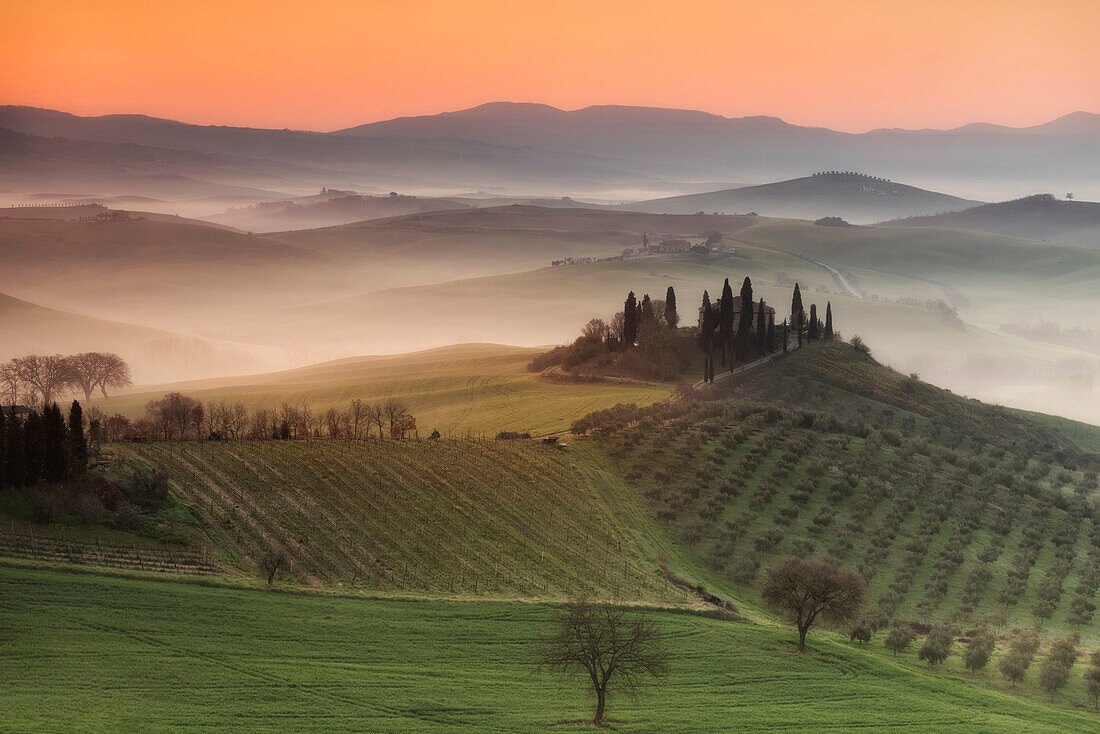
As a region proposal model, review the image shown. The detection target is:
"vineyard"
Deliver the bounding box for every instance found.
[0,530,215,575]
[122,438,681,600]
[582,342,1100,638]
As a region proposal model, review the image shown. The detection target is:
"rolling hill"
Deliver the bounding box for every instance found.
[630,172,982,223]
[6,342,1100,729]
[94,343,672,436]
[206,191,471,232]
[883,194,1100,246]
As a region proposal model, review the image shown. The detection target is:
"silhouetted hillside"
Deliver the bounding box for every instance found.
[629,172,981,222]
[883,194,1100,245]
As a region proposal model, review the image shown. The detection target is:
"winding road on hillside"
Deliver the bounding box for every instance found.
[692,341,799,389]
[807,258,860,298]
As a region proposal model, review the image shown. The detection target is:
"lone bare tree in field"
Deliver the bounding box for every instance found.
[260,549,286,585]
[762,558,865,653]
[537,599,669,726]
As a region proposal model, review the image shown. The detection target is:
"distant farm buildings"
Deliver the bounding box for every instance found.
[652,239,691,254]
[551,256,596,267]
[78,210,131,223]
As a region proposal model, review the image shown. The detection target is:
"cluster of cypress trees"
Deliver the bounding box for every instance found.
[698,280,837,381]
[0,401,87,489]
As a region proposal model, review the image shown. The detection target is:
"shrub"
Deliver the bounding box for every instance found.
[31,490,62,524]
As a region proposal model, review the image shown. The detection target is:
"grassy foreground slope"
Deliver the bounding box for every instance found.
[2,566,1094,733]
[100,343,671,436]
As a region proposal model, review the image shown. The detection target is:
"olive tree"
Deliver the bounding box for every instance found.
[884,626,914,657]
[761,558,865,653]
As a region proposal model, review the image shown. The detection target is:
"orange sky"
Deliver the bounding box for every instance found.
[2,0,1098,132]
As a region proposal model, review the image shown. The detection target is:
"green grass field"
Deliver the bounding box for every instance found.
[3,565,1097,733]
[98,343,672,437]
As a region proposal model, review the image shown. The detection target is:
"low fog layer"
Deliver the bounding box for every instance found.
[1,198,1097,425]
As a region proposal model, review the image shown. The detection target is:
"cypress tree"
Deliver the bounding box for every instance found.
[623,292,638,347]
[718,278,734,366]
[639,294,655,338]
[791,283,804,330]
[734,277,754,363]
[699,291,715,383]
[825,302,834,339]
[809,304,819,340]
[756,298,768,354]
[23,410,44,486]
[782,320,789,353]
[69,400,87,477]
[665,286,678,330]
[43,403,68,483]
[6,413,25,488]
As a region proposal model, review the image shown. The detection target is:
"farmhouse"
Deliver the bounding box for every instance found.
[0,405,32,417]
[653,238,691,253]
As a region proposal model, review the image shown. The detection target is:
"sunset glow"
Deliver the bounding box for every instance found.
[3,0,1098,131]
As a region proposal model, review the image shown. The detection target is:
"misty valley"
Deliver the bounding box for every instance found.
[3,5,1100,730]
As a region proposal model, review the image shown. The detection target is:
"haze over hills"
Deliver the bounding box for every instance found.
[338,102,1100,200]
[205,191,472,232]
[883,194,1100,247]
[629,172,983,223]
[3,103,1100,204]
[0,291,275,382]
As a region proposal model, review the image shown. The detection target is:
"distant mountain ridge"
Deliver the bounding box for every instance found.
[2,104,1099,203]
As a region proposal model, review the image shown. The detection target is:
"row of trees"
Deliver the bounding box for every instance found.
[0,401,88,489]
[1,353,131,406]
[697,280,835,382]
[119,394,419,441]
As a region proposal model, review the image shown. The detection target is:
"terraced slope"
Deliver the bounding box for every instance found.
[578,341,1100,639]
[124,438,678,601]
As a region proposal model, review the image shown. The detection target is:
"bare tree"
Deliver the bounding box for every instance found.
[228,402,249,438]
[348,398,369,439]
[382,398,409,437]
[0,361,20,405]
[207,400,229,437]
[91,353,131,399]
[609,312,626,343]
[250,408,272,439]
[260,549,286,585]
[189,402,206,440]
[146,392,198,439]
[537,599,669,726]
[582,318,607,339]
[298,403,316,438]
[762,558,866,653]
[370,401,386,439]
[324,407,342,437]
[14,355,72,405]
